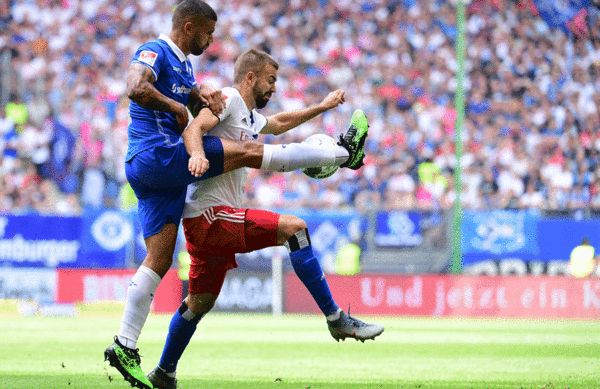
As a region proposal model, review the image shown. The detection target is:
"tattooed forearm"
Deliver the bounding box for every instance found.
[126,64,178,114]
[187,86,203,117]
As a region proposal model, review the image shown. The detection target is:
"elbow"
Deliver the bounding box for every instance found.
[126,87,137,101]
[126,83,142,102]
[199,123,213,136]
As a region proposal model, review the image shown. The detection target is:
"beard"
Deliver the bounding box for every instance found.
[256,95,269,109]
[191,44,207,56]
[254,87,271,109]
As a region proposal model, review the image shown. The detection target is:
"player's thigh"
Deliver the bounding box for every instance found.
[127,145,193,189]
[245,208,280,251]
[187,254,234,298]
[183,208,248,253]
[130,182,186,239]
[219,138,264,172]
[275,214,307,245]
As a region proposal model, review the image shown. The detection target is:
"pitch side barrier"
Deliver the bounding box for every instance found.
[2,208,600,316]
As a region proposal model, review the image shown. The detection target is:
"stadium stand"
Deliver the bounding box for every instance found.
[1,0,600,215]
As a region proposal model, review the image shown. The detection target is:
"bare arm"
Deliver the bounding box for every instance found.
[182,107,220,177]
[126,63,189,131]
[261,89,345,135]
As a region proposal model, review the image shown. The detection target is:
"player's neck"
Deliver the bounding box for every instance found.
[167,31,190,56]
[235,84,257,111]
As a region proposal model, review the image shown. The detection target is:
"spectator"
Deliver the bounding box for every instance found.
[5,94,27,126]
[1,0,600,214]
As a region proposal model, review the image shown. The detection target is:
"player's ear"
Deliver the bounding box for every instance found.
[245,71,256,85]
[183,21,194,36]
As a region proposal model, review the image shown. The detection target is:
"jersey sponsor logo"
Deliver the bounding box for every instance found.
[239,132,254,141]
[171,83,192,94]
[138,50,158,66]
[172,66,182,72]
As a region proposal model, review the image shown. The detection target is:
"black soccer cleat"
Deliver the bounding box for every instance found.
[147,366,178,389]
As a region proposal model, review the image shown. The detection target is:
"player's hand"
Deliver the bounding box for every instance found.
[200,85,225,116]
[188,151,210,177]
[321,89,345,110]
[175,103,189,132]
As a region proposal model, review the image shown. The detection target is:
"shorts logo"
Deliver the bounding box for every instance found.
[138,50,158,66]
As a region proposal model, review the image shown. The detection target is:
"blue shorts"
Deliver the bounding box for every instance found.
[125,136,224,238]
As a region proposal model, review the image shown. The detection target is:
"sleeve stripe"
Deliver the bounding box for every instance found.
[132,60,158,80]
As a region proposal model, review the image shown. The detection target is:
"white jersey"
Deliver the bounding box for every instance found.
[182,87,268,219]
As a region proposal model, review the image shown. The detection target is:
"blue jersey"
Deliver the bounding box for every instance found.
[126,34,197,161]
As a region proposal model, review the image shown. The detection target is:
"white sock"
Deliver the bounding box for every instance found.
[117,266,161,349]
[326,308,342,322]
[261,143,349,172]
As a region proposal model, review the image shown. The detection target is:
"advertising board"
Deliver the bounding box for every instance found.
[285,274,600,318]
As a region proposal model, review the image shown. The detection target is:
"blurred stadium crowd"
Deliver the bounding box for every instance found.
[2,0,600,216]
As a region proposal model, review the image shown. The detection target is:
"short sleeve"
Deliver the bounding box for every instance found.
[131,42,163,80]
[216,88,238,123]
[254,112,268,133]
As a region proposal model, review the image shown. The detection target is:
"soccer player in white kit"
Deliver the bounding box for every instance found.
[146,49,384,388]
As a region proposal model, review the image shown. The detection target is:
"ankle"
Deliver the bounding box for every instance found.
[326,308,342,322]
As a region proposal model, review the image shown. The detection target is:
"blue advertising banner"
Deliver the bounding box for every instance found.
[76,209,134,268]
[537,219,600,260]
[0,214,81,267]
[374,211,422,247]
[461,210,539,258]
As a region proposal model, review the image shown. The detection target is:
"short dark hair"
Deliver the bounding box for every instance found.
[172,0,217,29]
[233,49,279,84]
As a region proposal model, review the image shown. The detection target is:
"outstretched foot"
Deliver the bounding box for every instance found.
[104,336,154,389]
[327,311,384,342]
[338,109,369,170]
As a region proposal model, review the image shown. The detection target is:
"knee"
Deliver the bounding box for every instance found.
[143,255,172,278]
[280,215,307,242]
[185,294,218,315]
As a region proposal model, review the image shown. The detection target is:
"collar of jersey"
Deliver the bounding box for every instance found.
[158,33,187,62]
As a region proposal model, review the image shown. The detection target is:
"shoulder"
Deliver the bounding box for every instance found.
[253,110,267,130]
[214,87,239,123]
[134,40,167,63]
[219,87,245,114]
[221,87,242,105]
[137,39,166,54]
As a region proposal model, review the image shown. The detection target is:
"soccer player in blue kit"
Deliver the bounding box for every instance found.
[104,2,370,388]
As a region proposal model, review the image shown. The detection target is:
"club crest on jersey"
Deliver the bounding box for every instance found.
[138,50,158,66]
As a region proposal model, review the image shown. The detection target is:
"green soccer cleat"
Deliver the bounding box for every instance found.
[104,336,154,389]
[338,109,369,170]
[147,367,178,389]
[327,311,384,342]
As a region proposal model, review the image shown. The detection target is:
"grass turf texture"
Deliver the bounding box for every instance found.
[0,313,598,389]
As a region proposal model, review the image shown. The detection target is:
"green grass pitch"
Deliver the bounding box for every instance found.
[0,313,598,389]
